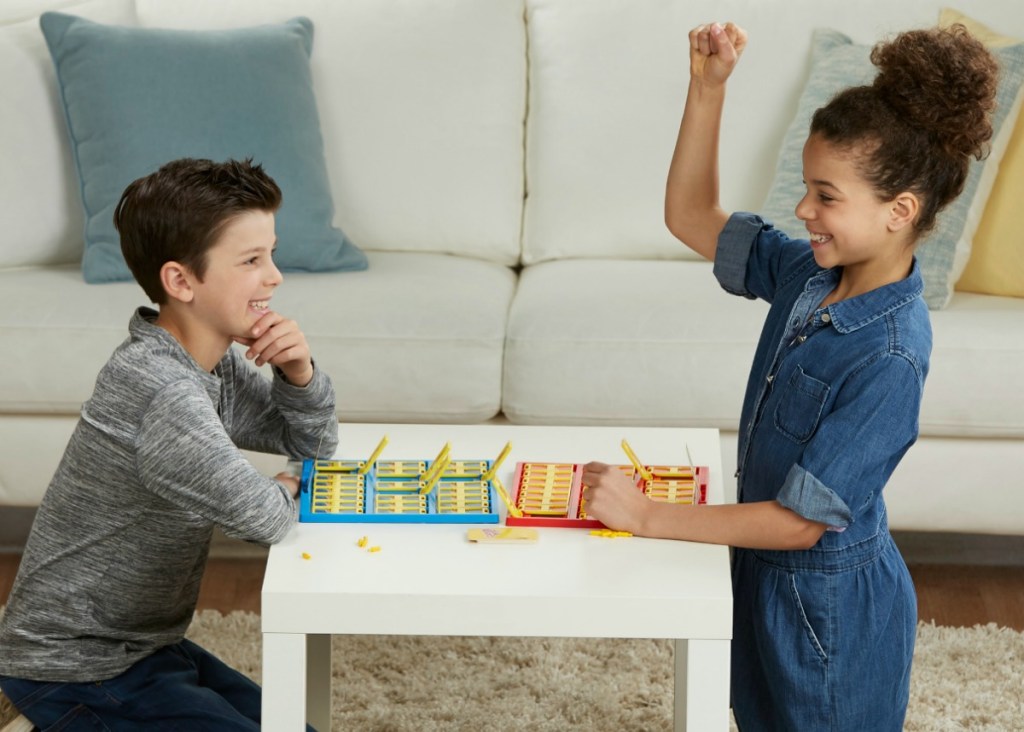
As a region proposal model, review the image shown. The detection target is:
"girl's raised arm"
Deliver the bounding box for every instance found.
[665,22,747,261]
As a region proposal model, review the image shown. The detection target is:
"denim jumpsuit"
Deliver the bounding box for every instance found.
[714,214,930,731]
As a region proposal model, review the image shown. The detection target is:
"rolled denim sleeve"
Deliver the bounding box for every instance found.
[714,212,814,304]
[713,212,763,298]
[780,352,924,529]
[777,463,853,528]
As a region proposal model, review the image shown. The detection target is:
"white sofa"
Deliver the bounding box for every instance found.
[2,0,1022,536]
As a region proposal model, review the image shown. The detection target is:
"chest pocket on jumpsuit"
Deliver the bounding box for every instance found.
[774,366,830,443]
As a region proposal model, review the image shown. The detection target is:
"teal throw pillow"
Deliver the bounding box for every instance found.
[762,28,1024,310]
[40,12,367,283]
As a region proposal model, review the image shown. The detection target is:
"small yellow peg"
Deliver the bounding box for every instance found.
[482,441,513,481]
[420,453,451,494]
[358,435,390,474]
[621,439,653,482]
[491,475,523,518]
[419,442,452,484]
[433,442,452,467]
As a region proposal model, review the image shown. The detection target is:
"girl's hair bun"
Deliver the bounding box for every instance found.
[871,24,999,161]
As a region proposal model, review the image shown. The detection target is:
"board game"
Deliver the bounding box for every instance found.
[504,440,709,529]
[298,437,708,528]
[298,438,507,524]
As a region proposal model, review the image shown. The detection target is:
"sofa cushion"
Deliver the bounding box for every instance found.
[270,252,515,423]
[957,106,1024,299]
[504,260,1024,438]
[521,0,700,265]
[0,266,144,411]
[136,0,527,267]
[0,0,136,269]
[0,253,514,423]
[503,259,766,426]
[925,291,1024,437]
[39,11,367,283]
[949,8,1024,299]
[760,27,1024,310]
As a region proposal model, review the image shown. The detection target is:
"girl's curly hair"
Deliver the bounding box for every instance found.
[810,24,999,237]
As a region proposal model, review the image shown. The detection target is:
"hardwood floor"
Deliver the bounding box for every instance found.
[911,564,1024,630]
[2,551,1023,631]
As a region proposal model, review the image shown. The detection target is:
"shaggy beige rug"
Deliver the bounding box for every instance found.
[3,614,1023,731]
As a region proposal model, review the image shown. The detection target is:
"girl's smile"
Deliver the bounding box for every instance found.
[795,134,916,299]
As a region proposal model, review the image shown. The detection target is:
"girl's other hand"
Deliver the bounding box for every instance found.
[689,22,748,86]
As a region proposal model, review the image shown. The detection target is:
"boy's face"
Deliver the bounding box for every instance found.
[188,209,282,342]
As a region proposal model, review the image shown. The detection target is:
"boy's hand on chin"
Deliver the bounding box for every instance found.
[233,310,314,387]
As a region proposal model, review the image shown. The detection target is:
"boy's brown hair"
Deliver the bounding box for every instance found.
[113,158,282,303]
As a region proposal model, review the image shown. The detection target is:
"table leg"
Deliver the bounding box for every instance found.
[306,634,332,731]
[673,638,731,731]
[262,632,308,731]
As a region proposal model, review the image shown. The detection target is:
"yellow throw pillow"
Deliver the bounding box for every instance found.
[945,8,1024,298]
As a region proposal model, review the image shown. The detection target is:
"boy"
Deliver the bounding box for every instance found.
[0,158,338,730]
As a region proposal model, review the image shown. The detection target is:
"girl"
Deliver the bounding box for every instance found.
[582,21,998,731]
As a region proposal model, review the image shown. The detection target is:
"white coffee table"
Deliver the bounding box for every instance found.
[261,423,732,731]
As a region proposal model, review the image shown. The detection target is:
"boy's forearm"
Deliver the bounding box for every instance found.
[275,365,338,459]
[279,359,314,388]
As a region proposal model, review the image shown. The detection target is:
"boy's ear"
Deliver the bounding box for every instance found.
[159,261,196,303]
[887,192,920,233]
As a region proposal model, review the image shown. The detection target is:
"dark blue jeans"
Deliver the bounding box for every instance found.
[0,638,315,731]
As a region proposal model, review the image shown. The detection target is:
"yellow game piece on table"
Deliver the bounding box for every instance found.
[301,552,312,560]
[467,527,538,543]
[368,546,381,553]
[589,529,633,538]
[357,536,368,548]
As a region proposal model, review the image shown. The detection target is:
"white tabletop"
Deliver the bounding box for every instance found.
[262,423,732,641]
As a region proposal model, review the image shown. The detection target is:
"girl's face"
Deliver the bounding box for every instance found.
[795,134,905,271]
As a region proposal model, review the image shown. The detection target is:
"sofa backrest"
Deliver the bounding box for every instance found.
[0,0,137,270]
[520,0,1024,264]
[136,0,528,267]
[4,0,1023,272]
[1,0,527,272]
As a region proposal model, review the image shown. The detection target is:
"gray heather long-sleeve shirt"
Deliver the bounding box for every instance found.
[0,307,338,682]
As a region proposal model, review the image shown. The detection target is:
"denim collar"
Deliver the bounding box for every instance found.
[813,258,924,334]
